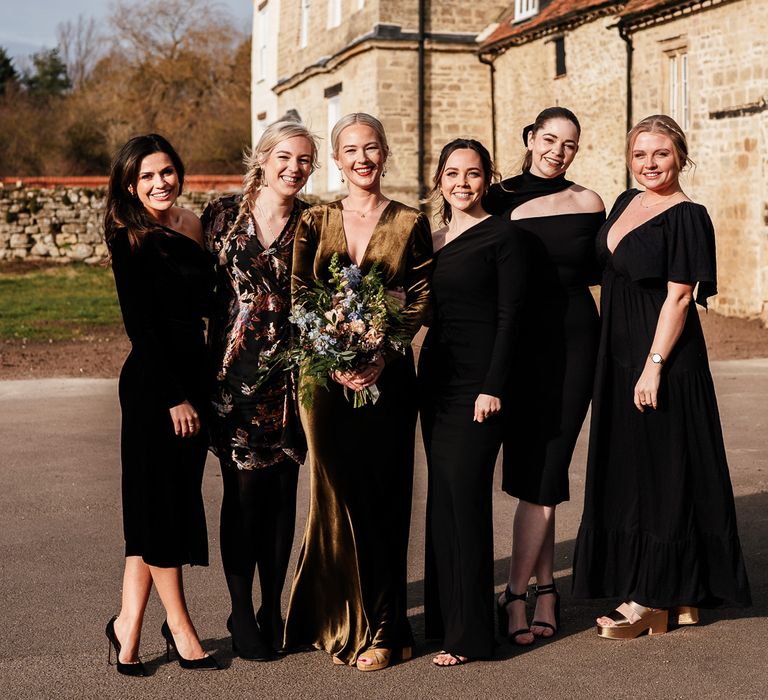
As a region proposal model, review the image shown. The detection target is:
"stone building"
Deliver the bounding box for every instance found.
[252,0,767,322]
[251,0,509,205]
[480,0,768,322]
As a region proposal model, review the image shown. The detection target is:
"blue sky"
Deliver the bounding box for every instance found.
[0,0,253,62]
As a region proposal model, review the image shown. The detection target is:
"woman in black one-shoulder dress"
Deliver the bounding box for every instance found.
[420,139,528,665]
[572,115,750,638]
[485,107,604,645]
[104,134,218,675]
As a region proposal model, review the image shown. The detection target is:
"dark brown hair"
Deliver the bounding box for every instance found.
[431,138,498,225]
[103,134,185,254]
[521,106,581,172]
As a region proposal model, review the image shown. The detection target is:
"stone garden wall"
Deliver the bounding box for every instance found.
[0,177,241,263]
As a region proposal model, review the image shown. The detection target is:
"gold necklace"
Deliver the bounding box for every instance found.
[639,192,680,209]
[343,198,387,219]
[254,202,288,243]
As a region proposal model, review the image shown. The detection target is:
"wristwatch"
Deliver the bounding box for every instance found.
[649,352,665,365]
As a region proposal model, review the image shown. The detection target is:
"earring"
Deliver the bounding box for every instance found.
[339,169,344,183]
[382,166,387,178]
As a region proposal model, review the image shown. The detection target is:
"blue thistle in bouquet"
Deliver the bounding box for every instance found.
[258,253,409,408]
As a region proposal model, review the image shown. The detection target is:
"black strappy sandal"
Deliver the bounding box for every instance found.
[432,651,470,667]
[531,582,561,638]
[497,586,534,646]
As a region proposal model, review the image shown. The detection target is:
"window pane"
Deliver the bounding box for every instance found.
[681,54,689,130]
[327,95,342,191]
[555,37,566,77]
[669,56,678,120]
[300,0,310,49]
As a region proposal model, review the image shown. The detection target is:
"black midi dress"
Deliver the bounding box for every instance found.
[572,190,751,608]
[503,212,603,505]
[111,227,215,568]
[420,216,527,659]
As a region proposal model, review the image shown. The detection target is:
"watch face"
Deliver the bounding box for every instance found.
[651,353,663,364]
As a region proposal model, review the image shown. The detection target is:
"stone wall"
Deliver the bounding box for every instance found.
[0,186,234,263]
[492,15,628,205]
[629,0,768,323]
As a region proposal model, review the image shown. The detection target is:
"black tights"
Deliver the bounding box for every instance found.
[220,460,299,650]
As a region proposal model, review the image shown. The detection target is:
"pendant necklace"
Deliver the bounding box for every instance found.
[343,198,387,219]
[254,202,288,246]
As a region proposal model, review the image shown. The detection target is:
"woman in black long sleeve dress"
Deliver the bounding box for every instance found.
[484,107,604,644]
[572,115,750,637]
[104,134,218,674]
[420,139,528,666]
[202,119,318,660]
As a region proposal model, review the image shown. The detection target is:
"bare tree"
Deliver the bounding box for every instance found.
[56,15,103,89]
[109,0,233,61]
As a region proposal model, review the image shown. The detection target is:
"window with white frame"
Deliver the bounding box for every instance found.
[667,51,690,130]
[514,0,539,22]
[257,6,268,81]
[328,0,341,28]
[300,0,310,49]
[327,94,342,191]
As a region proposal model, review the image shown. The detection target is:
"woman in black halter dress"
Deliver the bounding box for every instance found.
[485,108,604,645]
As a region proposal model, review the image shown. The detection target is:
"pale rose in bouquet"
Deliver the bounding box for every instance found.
[257,253,409,408]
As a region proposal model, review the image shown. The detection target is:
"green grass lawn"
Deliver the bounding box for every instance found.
[0,263,122,341]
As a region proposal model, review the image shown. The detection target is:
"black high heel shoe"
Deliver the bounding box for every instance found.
[105,615,148,677]
[531,582,561,638]
[227,615,275,661]
[256,608,286,654]
[160,621,220,671]
[497,586,534,646]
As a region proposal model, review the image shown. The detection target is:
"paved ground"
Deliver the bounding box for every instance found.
[0,361,766,699]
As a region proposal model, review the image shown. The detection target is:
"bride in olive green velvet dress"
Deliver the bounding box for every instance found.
[283,113,432,671]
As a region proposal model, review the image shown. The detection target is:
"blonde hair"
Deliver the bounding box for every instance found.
[626,114,694,172]
[330,113,390,159]
[218,118,319,264]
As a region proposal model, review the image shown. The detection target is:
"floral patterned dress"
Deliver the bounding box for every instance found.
[202,195,308,471]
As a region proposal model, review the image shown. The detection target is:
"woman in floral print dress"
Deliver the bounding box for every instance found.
[202,118,318,660]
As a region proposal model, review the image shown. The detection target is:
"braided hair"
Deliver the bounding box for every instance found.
[218,118,319,264]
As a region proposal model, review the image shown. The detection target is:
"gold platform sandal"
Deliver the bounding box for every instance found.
[669,606,699,626]
[355,646,412,672]
[596,601,669,640]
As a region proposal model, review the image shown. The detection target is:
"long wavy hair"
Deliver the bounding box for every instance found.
[431,138,498,225]
[103,134,185,254]
[217,118,319,264]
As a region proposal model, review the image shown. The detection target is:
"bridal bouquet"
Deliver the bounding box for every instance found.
[259,253,409,408]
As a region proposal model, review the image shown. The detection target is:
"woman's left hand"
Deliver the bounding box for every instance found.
[338,356,385,390]
[386,287,406,308]
[474,394,501,423]
[634,367,661,412]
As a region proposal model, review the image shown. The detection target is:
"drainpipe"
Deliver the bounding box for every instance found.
[479,52,497,162]
[619,24,633,190]
[417,0,427,211]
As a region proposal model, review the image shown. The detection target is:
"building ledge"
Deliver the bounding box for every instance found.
[275,24,478,94]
